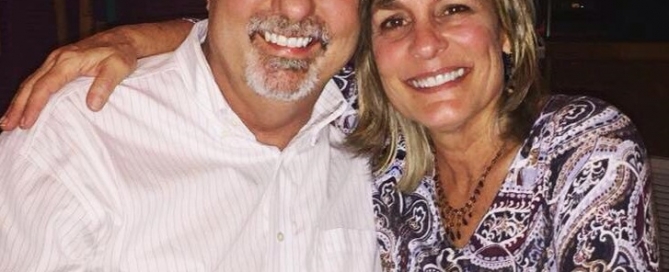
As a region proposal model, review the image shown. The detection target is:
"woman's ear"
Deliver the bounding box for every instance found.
[501,32,512,54]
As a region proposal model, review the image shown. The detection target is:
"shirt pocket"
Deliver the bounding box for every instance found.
[310,228,380,272]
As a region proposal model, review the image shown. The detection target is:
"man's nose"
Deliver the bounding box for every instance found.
[273,0,315,21]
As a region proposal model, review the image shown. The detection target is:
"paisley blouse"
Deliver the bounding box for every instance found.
[329,66,659,271]
[371,95,659,271]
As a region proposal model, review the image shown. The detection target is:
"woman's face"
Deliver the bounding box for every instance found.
[371,0,510,134]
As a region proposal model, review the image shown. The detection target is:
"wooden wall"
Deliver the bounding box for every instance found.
[545,42,669,157]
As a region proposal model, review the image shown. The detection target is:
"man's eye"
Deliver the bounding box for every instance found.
[380,17,407,30]
[443,4,470,15]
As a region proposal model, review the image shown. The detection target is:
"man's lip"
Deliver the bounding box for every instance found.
[252,32,324,58]
[262,31,315,48]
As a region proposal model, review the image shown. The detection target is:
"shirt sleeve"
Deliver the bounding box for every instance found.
[0,136,102,271]
[546,97,660,271]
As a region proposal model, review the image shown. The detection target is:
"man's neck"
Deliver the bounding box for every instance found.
[225,89,320,150]
[203,41,324,150]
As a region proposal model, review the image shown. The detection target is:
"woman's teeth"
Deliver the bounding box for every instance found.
[410,68,465,89]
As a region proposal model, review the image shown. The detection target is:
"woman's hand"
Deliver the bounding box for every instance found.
[0,19,195,131]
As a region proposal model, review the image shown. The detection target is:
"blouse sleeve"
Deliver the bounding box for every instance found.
[545,96,660,271]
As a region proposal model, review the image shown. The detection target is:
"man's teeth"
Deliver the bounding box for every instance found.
[410,68,465,89]
[263,32,313,48]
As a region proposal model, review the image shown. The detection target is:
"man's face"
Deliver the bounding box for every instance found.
[205,0,361,102]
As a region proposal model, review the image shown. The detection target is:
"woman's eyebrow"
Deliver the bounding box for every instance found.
[374,0,398,9]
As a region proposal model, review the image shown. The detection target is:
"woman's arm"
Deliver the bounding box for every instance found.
[548,97,660,271]
[0,19,195,131]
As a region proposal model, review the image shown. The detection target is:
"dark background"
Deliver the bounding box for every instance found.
[544,0,669,42]
[1,0,669,157]
[0,0,207,113]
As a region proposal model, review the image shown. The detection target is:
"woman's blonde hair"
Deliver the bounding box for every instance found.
[347,0,545,192]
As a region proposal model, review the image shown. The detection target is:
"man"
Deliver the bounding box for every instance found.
[0,0,379,270]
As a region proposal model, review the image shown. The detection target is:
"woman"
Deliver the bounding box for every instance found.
[2,0,659,270]
[349,0,659,270]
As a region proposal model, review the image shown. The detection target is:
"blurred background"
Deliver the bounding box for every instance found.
[1,0,669,268]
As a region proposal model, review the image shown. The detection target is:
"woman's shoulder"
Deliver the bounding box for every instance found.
[540,94,625,122]
[531,94,639,147]
[331,63,359,134]
[520,94,646,184]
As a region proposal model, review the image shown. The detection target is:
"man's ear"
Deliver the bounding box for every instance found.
[206,0,210,11]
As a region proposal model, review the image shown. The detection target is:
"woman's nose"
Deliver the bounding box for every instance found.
[409,23,447,59]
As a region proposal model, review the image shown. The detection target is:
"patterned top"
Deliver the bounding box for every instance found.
[370,95,660,271]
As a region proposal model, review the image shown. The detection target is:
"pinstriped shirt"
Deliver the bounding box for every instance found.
[0,20,380,271]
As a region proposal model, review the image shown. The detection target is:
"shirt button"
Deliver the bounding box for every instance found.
[277,232,285,242]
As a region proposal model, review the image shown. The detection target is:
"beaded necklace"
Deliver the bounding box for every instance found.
[434,143,507,243]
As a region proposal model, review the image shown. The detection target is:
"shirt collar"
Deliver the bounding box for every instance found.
[173,20,227,116]
[302,80,348,145]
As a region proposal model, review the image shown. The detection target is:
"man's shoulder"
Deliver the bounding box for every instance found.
[9,53,185,146]
[127,52,180,81]
[44,52,180,109]
[0,79,96,157]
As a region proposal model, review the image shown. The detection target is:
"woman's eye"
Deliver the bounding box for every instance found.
[443,4,470,15]
[380,17,407,30]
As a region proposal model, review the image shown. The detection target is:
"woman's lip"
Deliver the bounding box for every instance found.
[407,67,468,89]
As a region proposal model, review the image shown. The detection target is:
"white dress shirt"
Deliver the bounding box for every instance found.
[0,20,380,272]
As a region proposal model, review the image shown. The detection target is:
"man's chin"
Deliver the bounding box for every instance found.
[248,68,319,101]
[253,87,314,102]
